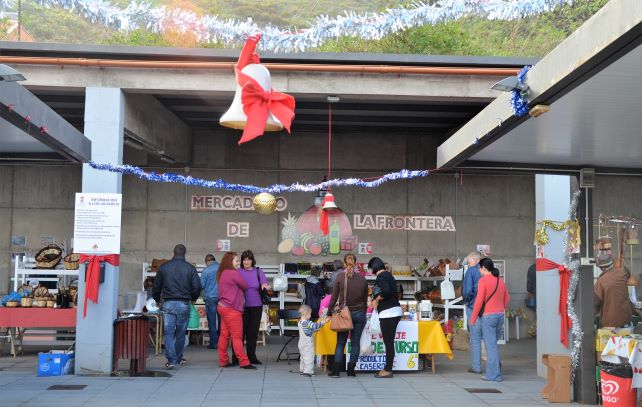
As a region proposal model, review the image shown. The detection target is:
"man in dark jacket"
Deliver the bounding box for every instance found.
[153,244,201,369]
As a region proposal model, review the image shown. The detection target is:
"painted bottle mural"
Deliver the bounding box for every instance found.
[329,220,341,255]
[278,206,358,256]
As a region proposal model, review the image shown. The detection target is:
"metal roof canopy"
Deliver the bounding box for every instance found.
[436,0,642,172]
[0,81,90,163]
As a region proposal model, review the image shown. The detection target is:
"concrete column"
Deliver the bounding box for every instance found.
[535,174,571,377]
[76,88,124,374]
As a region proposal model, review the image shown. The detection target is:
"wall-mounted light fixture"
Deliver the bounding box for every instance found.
[491,76,529,93]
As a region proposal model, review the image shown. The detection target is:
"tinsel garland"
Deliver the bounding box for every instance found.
[88,162,429,193]
[534,219,580,246]
[0,0,575,52]
[564,190,582,382]
[510,65,531,117]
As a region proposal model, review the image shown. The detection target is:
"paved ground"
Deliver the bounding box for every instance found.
[0,336,581,406]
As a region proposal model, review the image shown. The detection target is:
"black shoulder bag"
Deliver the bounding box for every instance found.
[256,268,271,305]
[478,277,500,317]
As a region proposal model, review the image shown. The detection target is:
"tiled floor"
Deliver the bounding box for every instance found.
[0,336,583,406]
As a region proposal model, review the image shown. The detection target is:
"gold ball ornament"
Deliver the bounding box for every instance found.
[253,192,277,215]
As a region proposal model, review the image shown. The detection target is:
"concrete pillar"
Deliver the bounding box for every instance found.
[535,174,571,377]
[76,88,124,374]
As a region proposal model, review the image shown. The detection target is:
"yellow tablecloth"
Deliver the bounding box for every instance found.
[314,320,453,359]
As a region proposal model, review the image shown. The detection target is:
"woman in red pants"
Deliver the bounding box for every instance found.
[216,252,256,369]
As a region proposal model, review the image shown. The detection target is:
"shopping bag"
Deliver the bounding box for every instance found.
[188,303,200,329]
[370,310,381,336]
[440,280,456,300]
[360,323,374,355]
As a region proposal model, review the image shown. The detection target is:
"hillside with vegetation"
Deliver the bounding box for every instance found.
[1,0,610,57]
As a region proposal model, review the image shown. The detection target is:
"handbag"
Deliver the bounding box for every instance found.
[330,272,354,332]
[478,277,500,317]
[256,268,271,305]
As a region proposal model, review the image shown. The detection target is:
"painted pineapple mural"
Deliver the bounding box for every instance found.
[278,204,357,256]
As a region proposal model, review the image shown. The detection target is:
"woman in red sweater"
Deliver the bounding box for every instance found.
[469,257,509,382]
[216,252,256,370]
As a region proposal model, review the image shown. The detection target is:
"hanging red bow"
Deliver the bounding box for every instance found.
[536,258,572,348]
[79,254,120,318]
[236,69,295,145]
[233,34,295,145]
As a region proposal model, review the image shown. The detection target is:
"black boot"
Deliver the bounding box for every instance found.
[347,362,356,377]
[328,364,340,378]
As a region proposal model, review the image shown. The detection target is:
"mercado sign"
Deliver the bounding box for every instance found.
[353,214,456,231]
[191,195,287,212]
[347,321,419,371]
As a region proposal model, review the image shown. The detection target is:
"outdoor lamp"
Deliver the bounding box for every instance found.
[491,76,528,93]
[0,64,26,82]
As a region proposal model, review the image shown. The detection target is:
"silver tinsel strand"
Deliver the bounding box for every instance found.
[564,190,582,382]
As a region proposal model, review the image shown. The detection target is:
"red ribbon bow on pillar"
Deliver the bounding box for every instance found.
[535,258,572,348]
[79,254,120,318]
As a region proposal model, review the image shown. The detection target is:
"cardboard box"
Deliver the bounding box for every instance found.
[38,351,75,377]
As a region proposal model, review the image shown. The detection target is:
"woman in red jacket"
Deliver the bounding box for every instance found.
[216,252,256,370]
[469,257,509,382]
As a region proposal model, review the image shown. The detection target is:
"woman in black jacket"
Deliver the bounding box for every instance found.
[369,257,402,378]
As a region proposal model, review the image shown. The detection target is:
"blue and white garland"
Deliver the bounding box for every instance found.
[510,65,531,117]
[0,0,575,52]
[89,162,429,193]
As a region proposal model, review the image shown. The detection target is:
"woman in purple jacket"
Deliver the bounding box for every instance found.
[232,250,269,365]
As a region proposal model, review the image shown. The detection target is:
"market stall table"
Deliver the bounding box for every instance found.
[0,308,76,357]
[315,320,453,373]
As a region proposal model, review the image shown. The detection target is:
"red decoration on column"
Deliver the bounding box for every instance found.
[79,254,120,318]
[536,257,572,348]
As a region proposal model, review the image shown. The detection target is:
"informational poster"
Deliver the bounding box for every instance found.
[347,321,419,371]
[216,239,231,252]
[73,193,122,254]
[477,244,491,256]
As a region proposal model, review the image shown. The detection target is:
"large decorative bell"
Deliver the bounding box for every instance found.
[219,64,283,132]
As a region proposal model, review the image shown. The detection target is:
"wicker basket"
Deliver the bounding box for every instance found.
[64,253,80,270]
[21,297,33,307]
[46,299,56,308]
[33,286,49,297]
[6,300,19,308]
[35,244,63,269]
[34,297,48,308]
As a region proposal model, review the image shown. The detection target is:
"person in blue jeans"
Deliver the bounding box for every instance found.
[327,254,369,378]
[201,254,220,350]
[152,244,202,369]
[462,251,482,374]
[470,257,510,382]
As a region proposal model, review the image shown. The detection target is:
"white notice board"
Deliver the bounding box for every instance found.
[73,193,122,254]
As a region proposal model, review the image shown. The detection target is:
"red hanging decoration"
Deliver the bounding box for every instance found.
[234,34,295,145]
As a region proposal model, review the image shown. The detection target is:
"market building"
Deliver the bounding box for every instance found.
[0,0,641,404]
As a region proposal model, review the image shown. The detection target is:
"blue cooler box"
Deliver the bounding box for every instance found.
[38,351,75,377]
